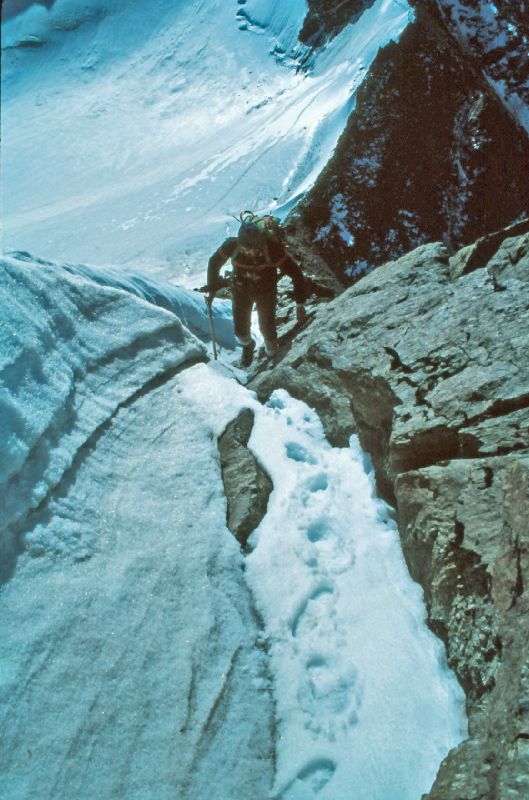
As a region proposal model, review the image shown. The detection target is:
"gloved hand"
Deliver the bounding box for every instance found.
[296,304,307,325]
[205,287,216,308]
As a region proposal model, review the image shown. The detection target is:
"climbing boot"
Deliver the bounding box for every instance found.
[240,339,256,368]
[264,339,279,357]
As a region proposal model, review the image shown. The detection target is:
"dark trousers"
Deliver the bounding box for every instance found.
[232,277,277,344]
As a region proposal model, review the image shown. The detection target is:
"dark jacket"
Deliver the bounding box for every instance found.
[208,237,306,303]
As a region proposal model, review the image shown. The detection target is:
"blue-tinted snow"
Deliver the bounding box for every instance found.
[0,253,467,798]
[2,0,411,282]
[0,253,206,536]
[9,250,237,350]
[0,355,274,798]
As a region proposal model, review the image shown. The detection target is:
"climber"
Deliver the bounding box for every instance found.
[206,211,308,367]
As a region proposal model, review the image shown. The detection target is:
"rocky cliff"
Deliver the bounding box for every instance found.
[293,1,529,284]
[427,0,529,125]
[242,227,529,798]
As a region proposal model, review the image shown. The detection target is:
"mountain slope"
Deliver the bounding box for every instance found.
[1,0,410,280]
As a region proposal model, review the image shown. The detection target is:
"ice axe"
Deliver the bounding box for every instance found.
[206,296,218,361]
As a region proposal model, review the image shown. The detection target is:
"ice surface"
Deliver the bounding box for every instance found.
[1,260,274,797]
[0,253,206,541]
[8,250,237,350]
[0,361,274,799]
[2,0,411,281]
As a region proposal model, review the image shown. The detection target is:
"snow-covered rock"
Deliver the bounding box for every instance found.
[432,0,529,135]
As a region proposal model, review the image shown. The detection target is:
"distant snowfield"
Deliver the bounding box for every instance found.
[2,0,411,283]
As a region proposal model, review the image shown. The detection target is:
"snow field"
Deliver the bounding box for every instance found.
[2,0,411,280]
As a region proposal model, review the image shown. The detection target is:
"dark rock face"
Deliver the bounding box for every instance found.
[295,6,529,283]
[218,409,273,550]
[250,231,529,797]
[299,0,377,47]
[429,0,529,121]
[450,218,529,280]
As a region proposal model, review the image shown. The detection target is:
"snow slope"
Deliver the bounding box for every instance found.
[1,255,273,798]
[0,254,206,549]
[1,257,466,798]
[2,0,411,282]
[0,366,274,800]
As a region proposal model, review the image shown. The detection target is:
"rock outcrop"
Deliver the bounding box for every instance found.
[293,3,529,283]
[218,409,273,550]
[250,229,529,798]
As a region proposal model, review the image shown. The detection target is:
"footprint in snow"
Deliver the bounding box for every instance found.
[305,473,329,493]
[285,441,318,465]
[290,582,335,638]
[303,516,355,574]
[298,655,361,741]
[297,758,337,794]
[306,518,328,543]
[279,757,337,798]
[300,473,329,509]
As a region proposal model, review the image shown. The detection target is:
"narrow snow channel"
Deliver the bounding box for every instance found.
[180,365,467,800]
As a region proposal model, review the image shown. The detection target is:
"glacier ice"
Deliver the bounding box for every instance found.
[0,253,206,539]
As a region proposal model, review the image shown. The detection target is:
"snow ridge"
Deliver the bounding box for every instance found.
[0,254,206,553]
[9,250,237,349]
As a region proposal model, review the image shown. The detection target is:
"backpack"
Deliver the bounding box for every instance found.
[239,210,283,245]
